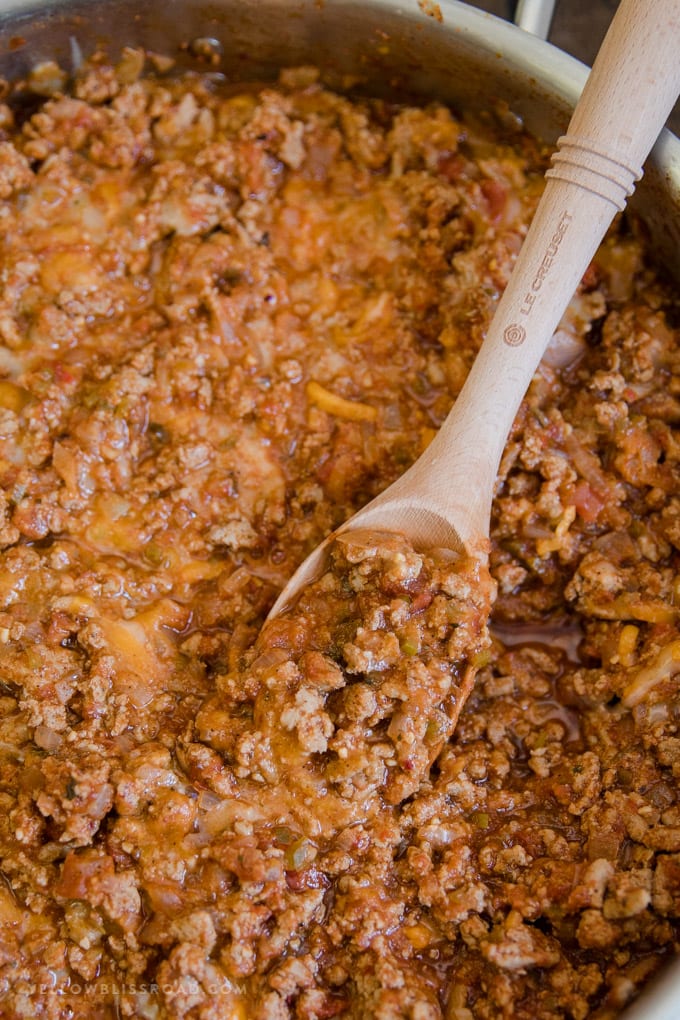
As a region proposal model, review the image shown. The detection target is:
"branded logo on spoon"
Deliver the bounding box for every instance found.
[503,324,526,346]
[518,210,573,317]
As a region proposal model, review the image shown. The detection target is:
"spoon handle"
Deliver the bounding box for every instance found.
[399,0,680,550]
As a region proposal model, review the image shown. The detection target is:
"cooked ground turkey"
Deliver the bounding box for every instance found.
[0,51,679,1020]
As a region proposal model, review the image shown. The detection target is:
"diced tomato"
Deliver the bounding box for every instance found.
[285,866,329,891]
[54,850,115,900]
[581,262,601,290]
[410,589,434,614]
[571,480,605,524]
[315,996,349,1019]
[53,363,76,385]
[142,880,185,914]
[480,178,508,222]
[436,151,464,182]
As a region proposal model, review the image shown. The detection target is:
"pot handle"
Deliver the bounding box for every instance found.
[513,0,556,40]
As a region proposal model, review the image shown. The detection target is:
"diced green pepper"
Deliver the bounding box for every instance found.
[401,637,419,656]
[272,825,300,848]
[284,837,317,871]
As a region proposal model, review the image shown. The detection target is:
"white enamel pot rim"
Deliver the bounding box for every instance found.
[0,1,678,1017]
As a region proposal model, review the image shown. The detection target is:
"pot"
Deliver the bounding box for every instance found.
[0,1,678,1016]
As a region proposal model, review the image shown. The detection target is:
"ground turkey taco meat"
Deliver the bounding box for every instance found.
[0,52,679,1020]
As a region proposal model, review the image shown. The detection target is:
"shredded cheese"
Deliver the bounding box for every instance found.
[0,381,30,412]
[306,380,377,422]
[622,640,680,707]
[582,593,677,625]
[617,624,639,667]
[536,506,577,557]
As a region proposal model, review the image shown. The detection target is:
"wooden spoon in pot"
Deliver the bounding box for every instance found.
[270,0,680,618]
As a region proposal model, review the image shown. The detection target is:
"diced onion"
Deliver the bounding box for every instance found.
[33,726,62,753]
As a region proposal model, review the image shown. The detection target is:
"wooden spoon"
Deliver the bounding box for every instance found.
[270,0,680,618]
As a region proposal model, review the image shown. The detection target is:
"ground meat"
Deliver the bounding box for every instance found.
[0,53,679,1020]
